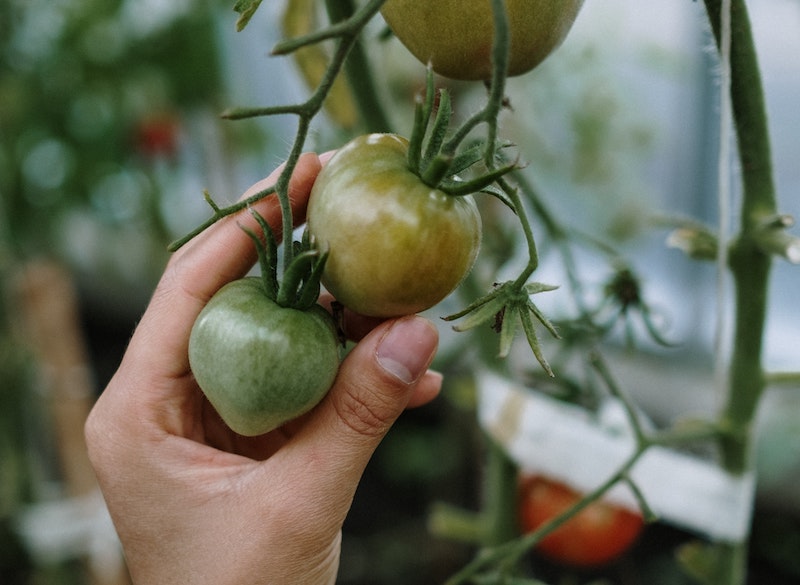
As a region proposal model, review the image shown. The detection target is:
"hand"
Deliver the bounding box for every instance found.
[85,153,442,585]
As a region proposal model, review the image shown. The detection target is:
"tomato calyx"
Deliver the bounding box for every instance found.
[444,279,559,375]
[241,208,328,312]
[407,70,517,203]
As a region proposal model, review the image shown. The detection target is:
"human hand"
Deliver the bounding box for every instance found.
[85,153,442,585]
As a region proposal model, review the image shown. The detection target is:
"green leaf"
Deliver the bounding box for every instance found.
[233,0,263,31]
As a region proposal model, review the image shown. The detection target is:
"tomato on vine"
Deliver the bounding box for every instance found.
[307,133,482,318]
[518,475,645,568]
[381,0,585,81]
[188,211,341,436]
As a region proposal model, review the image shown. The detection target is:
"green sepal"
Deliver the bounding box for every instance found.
[421,89,452,169]
[422,153,455,188]
[439,161,517,197]
[408,68,437,174]
[450,295,508,333]
[296,247,329,311]
[497,306,518,358]
[443,282,507,322]
[519,306,554,377]
[248,207,280,298]
[277,249,320,308]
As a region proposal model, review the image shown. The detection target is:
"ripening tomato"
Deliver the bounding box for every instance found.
[518,475,645,568]
[381,0,585,81]
[307,133,482,318]
[188,277,340,436]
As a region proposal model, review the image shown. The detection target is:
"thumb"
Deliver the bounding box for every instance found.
[289,315,439,489]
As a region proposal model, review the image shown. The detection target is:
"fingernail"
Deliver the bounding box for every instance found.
[319,150,337,165]
[376,317,439,384]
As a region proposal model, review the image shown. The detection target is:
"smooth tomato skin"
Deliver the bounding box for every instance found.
[188,277,340,436]
[518,475,645,568]
[307,133,481,318]
[381,0,584,81]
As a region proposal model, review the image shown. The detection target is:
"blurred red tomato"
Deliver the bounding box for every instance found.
[518,475,644,568]
[134,114,180,159]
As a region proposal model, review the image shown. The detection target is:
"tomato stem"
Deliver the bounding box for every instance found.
[171,0,387,258]
[699,1,784,582]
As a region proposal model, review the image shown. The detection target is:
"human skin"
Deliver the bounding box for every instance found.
[84,152,442,585]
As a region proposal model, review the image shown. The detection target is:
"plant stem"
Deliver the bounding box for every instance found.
[170,0,386,253]
[702,0,775,485]
[702,0,777,583]
[483,437,519,547]
[500,178,540,284]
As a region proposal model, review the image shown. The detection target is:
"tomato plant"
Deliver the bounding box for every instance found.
[381,0,585,80]
[518,475,645,568]
[307,133,482,318]
[188,211,340,436]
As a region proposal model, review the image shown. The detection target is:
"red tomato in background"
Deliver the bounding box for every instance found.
[134,113,180,159]
[518,475,644,568]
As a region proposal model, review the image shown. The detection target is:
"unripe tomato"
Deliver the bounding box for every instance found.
[519,475,645,568]
[381,0,584,81]
[188,278,340,436]
[307,133,482,318]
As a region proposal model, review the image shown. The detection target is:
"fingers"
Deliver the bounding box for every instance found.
[275,316,440,509]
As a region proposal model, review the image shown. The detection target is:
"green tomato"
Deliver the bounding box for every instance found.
[307,133,482,318]
[188,277,340,436]
[381,0,585,81]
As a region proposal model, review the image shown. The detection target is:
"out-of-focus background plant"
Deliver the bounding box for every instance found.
[1,0,799,584]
